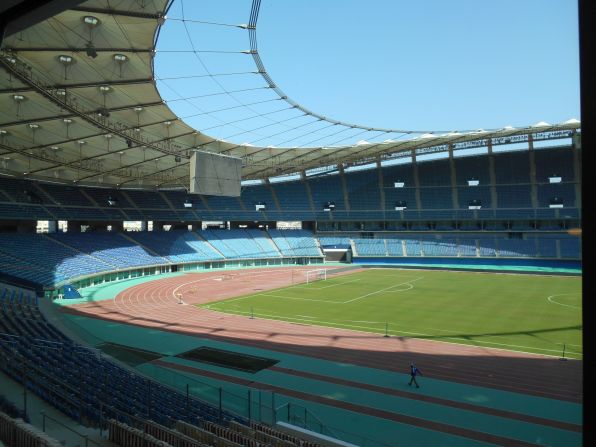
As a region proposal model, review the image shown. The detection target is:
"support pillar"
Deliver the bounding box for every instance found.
[67,221,83,233]
[47,220,57,233]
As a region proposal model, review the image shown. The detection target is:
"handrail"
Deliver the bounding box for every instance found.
[41,411,104,447]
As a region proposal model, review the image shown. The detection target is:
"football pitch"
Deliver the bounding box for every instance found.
[200,269,582,359]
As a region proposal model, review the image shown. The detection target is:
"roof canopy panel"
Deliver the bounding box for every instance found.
[0,0,581,190]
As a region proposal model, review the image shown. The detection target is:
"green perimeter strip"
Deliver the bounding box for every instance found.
[154,356,580,447]
[135,362,498,447]
[355,262,582,274]
[58,314,581,426]
[53,272,186,306]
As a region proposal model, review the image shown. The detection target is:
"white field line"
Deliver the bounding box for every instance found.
[342,277,423,303]
[367,266,581,278]
[261,294,341,304]
[292,278,362,290]
[206,308,582,356]
[547,293,582,310]
[223,278,419,305]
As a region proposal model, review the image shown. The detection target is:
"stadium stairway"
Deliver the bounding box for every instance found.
[193,231,227,259]
[350,239,358,257]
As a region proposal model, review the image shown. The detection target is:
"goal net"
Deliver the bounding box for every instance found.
[306,269,327,284]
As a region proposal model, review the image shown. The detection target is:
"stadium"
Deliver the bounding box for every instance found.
[0,1,584,447]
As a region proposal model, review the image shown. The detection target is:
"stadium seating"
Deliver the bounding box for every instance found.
[48,232,166,269]
[126,230,224,263]
[318,236,351,247]
[353,238,386,256]
[345,168,382,211]
[385,239,404,256]
[268,229,322,257]
[0,285,320,447]
[200,229,280,259]
[0,146,581,225]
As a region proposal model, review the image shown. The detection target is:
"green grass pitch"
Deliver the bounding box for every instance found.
[200,269,582,359]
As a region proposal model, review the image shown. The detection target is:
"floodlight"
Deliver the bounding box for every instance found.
[183,199,193,208]
[255,202,266,211]
[467,178,479,186]
[58,55,74,64]
[394,180,405,188]
[83,16,100,26]
[548,175,562,183]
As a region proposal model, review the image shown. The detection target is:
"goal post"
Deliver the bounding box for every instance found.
[306,268,327,284]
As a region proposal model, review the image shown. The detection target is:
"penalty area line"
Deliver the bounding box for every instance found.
[342,277,423,303]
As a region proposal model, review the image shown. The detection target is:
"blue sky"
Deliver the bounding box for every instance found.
[156,0,580,147]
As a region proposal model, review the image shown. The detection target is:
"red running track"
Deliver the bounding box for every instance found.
[61,267,582,403]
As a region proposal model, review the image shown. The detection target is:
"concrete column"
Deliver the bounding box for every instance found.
[487,139,498,210]
[448,145,458,209]
[377,157,386,213]
[67,221,83,233]
[47,220,57,233]
[571,131,581,208]
[17,221,36,233]
[338,164,351,212]
[528,134,539,208]
[411,150,422,211]
[109,221,124,232]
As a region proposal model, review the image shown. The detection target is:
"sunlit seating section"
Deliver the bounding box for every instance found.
[421,239,458,256]
[200,229,262,259]
[126,230,223,263]
[353,238,386,256]
[268,229,322,257]
[403,239,422,256]
[457,239,477,256]
[385,239,404,256]
[244,229,282,258]
[318,236,351,247]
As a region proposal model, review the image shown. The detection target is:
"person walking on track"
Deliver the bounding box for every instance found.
[408,363,422,388]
